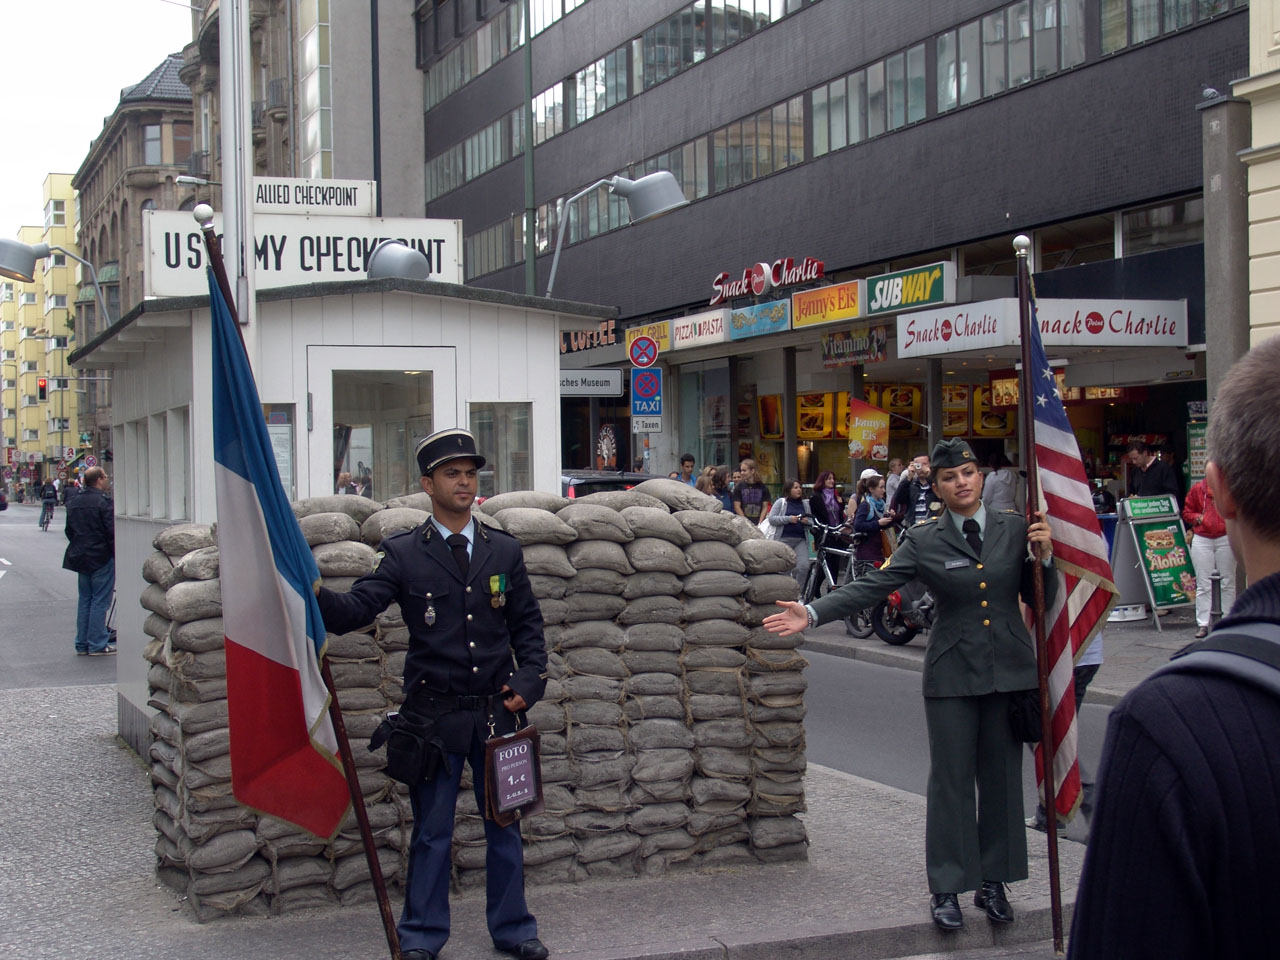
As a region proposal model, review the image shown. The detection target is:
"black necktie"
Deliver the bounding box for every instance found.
[447,533,470,580]
[962,518,982,557]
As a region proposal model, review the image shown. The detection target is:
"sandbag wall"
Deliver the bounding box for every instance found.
[141,479,807,919]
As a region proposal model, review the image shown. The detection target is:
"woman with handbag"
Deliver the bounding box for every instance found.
[767,478,812,585]
[764,439,1056,934]
[852,473,897,566]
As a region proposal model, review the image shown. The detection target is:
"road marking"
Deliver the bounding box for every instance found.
[0,570,6,581]
[0,558,11,565]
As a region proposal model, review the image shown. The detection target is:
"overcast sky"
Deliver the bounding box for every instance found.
[0,0,192,238]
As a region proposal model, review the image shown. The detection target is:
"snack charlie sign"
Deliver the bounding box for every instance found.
[143,210,463,297]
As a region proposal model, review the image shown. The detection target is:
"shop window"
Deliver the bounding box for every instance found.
[332,370,434,502]
[678,360,732,479]
[469,402,531,498]
[1122,195,1204,255]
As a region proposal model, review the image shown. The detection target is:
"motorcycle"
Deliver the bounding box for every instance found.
[871,577,934,645]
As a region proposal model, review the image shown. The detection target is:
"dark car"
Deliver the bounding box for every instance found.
[560,470,661,498]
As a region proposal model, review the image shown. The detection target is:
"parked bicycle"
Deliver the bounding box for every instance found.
[799,519,874,638]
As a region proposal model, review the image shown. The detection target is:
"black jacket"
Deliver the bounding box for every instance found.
[62,486,114,574]
[808,489,846,527]
[317,519,547,753]
[1127,457,1182,503]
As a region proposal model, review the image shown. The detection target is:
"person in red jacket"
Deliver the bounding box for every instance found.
[1182,477,1235,638]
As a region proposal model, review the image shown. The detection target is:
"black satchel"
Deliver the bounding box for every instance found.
[369,712,446,785]
[1008,689,1042,743]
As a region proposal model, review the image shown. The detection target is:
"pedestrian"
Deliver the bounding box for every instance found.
[763,439,1056,932]
[890,453,939,530]
[884,458,905,505]
[336,471,357,494]
[1182,476,1235,639]
[809,470,848,582]
[693,465,716,495]
[731,458,770,523]
[766,478,811,586]
[315,428,549,960]
[851,472,896,566]
[1123,440,1181,502]
[1068,336,1280,960]
[710,467,734,512]
[678,453,697,486]
[981,453,1020,513]
[62,466,116,656]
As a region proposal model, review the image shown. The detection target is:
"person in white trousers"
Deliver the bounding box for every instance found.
[1182,477,1236,638]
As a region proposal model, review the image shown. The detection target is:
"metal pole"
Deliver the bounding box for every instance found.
[1015,237,1065,955]
[522,0,536,295]
[197,216,402,960]
[1210,569,1223,626]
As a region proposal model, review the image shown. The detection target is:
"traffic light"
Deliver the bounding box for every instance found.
[37,377,47,401]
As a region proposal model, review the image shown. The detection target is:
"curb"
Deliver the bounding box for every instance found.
[800,638,1126,708]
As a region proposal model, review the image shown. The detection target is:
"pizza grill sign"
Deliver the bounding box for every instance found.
[710,256,824,306]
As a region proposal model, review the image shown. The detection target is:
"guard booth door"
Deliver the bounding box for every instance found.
[306,345,457,501]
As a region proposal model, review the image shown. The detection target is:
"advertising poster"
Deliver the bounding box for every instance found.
[881,384,922,439]
[796,393,834,439]
[757,395,784,440]
[942,385,970,437]
[1187,421,1207,485]
[972,386,1015,437]
[792,279,862,329]
[728,300,790,340]
[846,398,890,461]
[1132,518,1195,607]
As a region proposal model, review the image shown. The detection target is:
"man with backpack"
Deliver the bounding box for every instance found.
[1068,337,1280,959]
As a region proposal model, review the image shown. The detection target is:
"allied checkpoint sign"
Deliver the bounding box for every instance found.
[143,210,463,297]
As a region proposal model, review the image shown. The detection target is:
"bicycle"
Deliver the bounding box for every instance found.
[799,519,874,638]
[39,499,56,532]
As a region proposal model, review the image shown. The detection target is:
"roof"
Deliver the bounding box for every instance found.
[119,55,190,104]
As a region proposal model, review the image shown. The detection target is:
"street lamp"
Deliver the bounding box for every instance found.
[0,238,112,334]
[366,240,431,281]
[544,171,689,298]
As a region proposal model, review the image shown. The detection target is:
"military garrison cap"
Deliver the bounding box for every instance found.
[416,428,487,476]
[930,438,977,471]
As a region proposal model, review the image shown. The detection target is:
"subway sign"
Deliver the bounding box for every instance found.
[866,261,956,316]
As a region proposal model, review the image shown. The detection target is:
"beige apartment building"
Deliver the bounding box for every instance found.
[1238,0,1280,344]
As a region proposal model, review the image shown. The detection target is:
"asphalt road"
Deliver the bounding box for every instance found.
[0,501,116,689]
[803,647,1112,818]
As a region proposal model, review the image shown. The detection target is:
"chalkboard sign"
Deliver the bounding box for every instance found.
[484,725,544,827]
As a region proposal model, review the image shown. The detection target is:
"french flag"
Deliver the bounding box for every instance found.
[210,269,350,838]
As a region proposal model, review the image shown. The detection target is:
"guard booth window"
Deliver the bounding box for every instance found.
[469,402,531,498]
[332,371,434,501]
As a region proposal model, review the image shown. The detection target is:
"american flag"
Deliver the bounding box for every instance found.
[1024,284,1119,818]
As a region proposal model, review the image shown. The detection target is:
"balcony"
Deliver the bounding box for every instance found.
[268,77,290,120]
[187,151,210,177]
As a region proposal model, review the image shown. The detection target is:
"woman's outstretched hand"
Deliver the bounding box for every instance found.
[763,601,809,637]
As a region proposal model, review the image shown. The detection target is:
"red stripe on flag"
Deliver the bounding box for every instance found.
[225,639,350,837]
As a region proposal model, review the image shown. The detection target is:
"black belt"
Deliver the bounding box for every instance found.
[410,692,505,711]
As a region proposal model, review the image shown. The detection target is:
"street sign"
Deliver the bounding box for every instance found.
[629,335,659,368]
[64,446,75,460]
[2,468,10,479]
[58,470,67,480]
[26,453,43,464]
[631,368,662,418]
[84,455,98,467]
[632,416,662,433]
[559,369,624,396]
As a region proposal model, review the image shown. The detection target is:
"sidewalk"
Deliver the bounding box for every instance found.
[2,683,1085,960]
[801,605,1200,706]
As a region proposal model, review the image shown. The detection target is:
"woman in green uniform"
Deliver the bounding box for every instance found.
[764,439,1055,932]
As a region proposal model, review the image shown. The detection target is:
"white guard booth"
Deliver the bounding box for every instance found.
[68,277,616,753]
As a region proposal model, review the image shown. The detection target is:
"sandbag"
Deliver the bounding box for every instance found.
[492,508,577,545]
[177,546,221,581]
[480,491,570,515]
[556,503,634,543]
[521,544,577,578]
[616,596,683,626]
[745,574,800,604]
[737,538,798,575]
[563,593,626,623]
[629,719,694,750]
[633,478,723,513]
[558,621,625,650]
[382,492,433,512]
[574,489,668,511]
[299,512,361,546]
[620,572,683,600]
[681,571,750,598]
[683,541,746,573]
[624,672,683,697]
[528,575,568,599]
[683,596,745,623]
[292,495,384,523]
[360,508,429,546]
[566,540,634,574]
[312,540,378,578]
[166,579,223,623]
[564,569,626,596]
[623,538,690,575]
[623,623,684,652]
[619,506,692,546]
[154,523,216,556]
[684,619,751,647]
[673,510,746,545]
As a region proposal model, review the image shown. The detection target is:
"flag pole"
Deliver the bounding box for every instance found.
[1013,235,1064,954]
[194,206,403,960]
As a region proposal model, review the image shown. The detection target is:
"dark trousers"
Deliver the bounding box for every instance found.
[399,734,537,954]
[923,692,1027,894]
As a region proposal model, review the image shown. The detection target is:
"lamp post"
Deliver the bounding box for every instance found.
[544,171,689,298]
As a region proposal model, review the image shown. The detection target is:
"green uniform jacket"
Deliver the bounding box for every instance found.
[811,510,1058,698]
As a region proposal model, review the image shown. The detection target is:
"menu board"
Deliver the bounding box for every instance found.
[973,386,1015,437]
[942,385,970,437]
[757,395,784,440]
[1187,421,1207,485]
[835,391,850,439]
[796,393,834,440]
[879,384,922,439]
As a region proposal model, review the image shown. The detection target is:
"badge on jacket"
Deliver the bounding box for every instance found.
[489,573,507,608]
[425,590,436,626]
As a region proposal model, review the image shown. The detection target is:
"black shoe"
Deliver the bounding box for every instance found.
[497,939,549,960]
[401,950,436,960]
[930,893,963,931]
[974,881,1014,923]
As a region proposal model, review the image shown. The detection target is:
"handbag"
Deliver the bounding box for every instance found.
[880,529,896,557]
[758,500,783,540]
[1008,689,1043,743]
[370,711,447,784]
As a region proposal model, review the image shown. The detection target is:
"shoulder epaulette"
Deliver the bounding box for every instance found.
[914,516,939,526]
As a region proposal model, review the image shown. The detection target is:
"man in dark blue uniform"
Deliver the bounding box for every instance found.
[317,428,549,960]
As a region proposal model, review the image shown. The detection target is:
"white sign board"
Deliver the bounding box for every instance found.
[559,369,623,396]
[670,309,729,350]
[143,211,463,297]
[632,416,662,433]
[253,177,377,217]
[896,298,1189,358]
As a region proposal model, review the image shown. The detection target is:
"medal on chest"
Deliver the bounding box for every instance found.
[489,573,508,608]
[424,591,437,626]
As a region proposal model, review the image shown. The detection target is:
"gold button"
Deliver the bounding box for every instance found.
[979,582,986,589]
[466,614,473,622]
[466,586,472,593]
[426,592,433,599]
[976,564,984,570]
[983,619,990,626]
[981,600,988,607]
[469,641,475,648]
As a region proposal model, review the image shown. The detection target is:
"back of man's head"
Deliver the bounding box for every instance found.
[1207,337,1280,542]
[83,466,105,488]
